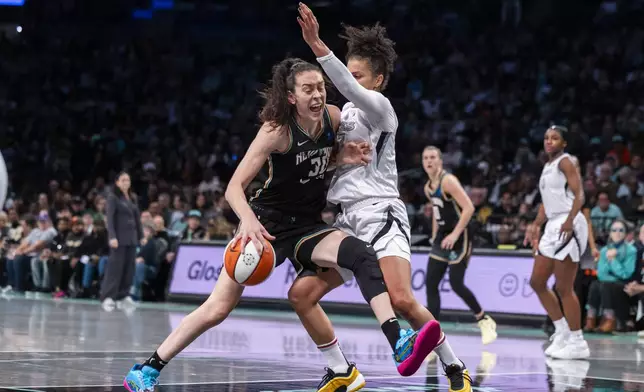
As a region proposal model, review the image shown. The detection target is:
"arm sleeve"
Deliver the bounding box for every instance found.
[317,52,394,128]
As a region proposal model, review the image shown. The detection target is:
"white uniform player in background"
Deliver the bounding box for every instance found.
[298,4,473,390]
[524,125,590,360]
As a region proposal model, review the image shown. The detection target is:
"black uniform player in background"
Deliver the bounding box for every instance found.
[422,146,497,345]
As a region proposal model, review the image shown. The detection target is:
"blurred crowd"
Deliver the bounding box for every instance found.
[0,0,643,317]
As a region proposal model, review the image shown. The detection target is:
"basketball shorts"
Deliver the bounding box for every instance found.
[538,213,588,262]
[430,230,472,265]
[250,204,335,277]
[334,198,412,263]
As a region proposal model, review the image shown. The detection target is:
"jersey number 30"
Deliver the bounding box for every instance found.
[308,154,330,179]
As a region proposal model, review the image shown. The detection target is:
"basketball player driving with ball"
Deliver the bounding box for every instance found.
[125,56,440,392]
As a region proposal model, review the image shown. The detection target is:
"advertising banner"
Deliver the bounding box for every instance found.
[169,244,550,315]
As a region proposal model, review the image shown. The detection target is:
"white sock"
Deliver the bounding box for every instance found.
[553,318,570,335]
[569,329,584,341]
[434,333,463,368]
[318,338,350,374]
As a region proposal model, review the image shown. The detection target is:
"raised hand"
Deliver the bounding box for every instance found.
[297,3,320,46]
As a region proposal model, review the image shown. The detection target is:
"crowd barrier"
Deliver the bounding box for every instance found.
[168,241,553,319]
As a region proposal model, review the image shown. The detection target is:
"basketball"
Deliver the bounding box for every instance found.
[224,239,276,286]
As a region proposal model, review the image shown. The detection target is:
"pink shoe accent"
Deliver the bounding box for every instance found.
[397,320,442,376]
[123,379,134,392]
[53,291,65,299]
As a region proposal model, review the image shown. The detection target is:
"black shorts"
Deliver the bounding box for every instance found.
[250,204,335,276]
[429,229,472,264]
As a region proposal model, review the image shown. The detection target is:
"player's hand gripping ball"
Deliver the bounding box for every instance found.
[224,239,276,286]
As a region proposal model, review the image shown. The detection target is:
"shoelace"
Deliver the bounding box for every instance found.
[140,373,159,391]
[317,368,336,389]
[394,330,417,362]
[445,365,472,390]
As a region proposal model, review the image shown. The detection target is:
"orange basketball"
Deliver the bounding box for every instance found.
[224,239,276,286]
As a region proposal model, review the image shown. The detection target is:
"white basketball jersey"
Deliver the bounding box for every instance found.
[539,153,574,219]
[327,99,399,205]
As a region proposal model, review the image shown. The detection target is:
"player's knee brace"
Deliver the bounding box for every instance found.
[337,236,387,303]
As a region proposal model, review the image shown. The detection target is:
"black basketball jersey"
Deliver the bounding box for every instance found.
[425,171,464,238]
[250,107,335,217]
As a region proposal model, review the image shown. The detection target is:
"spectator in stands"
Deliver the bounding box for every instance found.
[414,203,433,238]
[595,164,618,202]
[130,223,160,301]
[205,216,235,241]
[82,213,94,235]
[65,217,88,296]
[2,216,36,294]
[78,219,109,298]
[27,211,58,293]
[0,212,9,288]
[182,210,206,242]
[624,225,644,332]
[586,220,637,333]
[48,217,71,298]
[102,172,142,311]
[591,191,624,234]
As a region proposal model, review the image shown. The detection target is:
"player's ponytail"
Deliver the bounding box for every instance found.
[259,58,321,127]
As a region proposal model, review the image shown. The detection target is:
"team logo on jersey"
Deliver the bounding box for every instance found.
[338,120,356,138]
[449,251,458,261]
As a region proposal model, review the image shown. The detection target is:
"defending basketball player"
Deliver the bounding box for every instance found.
[124,57,438,392]
[422,146,497,345]
[524,125,590,360]
[296,4,471,391]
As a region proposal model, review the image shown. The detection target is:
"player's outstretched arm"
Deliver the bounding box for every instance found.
[225,123,283,250]
[297,3,389,120]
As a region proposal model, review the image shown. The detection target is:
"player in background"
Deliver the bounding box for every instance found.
[524,125,590,360]
[296,4,471,391]
[422,146,497,345]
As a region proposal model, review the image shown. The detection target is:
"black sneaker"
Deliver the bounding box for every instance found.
[444,363,473,392]
[317,363,366,392]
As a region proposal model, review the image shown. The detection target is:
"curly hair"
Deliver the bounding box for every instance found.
[340,23,397,90]
[258,58,322,127]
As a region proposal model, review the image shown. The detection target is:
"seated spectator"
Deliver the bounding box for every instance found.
[130,223,160,301]
[0,212,9,288]
[586,220,637,333]
[49,217,86,297]
[206,216,235,241]
[591,191,624,235]
[48,217,71,297]
[624,224,644,332]
[78,219,109,298]
[182,210,206,242]
[413,203,433,237]
[27,211,58,293]
[2,215,35,294]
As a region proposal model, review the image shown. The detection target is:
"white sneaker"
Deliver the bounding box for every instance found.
[478,315,498,345]
[549,337,590,360]
[102,298,116,311]
[116,296,137,310]
[544,332,568,357]
[1,285,12,294]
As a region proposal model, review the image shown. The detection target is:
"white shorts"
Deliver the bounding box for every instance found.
[334,198,412,262]
[538,213,588,262]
